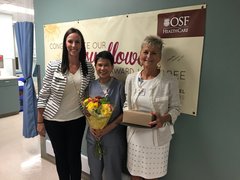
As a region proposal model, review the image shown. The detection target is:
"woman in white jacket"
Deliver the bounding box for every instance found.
[125,35,181,180]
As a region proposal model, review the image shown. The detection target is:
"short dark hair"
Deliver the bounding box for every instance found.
[94,51,114,66]
[61,27,88,76]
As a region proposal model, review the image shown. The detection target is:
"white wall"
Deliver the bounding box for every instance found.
[0,13,15,76]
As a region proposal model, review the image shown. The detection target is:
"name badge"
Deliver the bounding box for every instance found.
[139,88,146,96]
[53,72,65,79]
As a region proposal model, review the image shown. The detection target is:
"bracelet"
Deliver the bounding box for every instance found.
[37,122,44,124]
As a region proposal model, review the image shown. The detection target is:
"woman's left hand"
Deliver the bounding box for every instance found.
[148,112,171,128]
[90,116,122,140]
[90,126,109,140]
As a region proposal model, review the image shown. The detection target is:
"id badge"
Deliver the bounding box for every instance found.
[139,88,146,96]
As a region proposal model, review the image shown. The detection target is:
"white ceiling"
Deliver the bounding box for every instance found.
[0,0,34,22]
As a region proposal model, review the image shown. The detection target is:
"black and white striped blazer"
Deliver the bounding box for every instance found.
[37,60,95,119]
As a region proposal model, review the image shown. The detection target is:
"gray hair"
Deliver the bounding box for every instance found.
[141,35,164,56]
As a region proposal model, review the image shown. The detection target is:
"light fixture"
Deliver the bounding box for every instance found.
[0,4,34,15]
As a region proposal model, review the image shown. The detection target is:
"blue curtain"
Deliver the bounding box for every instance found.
[14,22,37,138]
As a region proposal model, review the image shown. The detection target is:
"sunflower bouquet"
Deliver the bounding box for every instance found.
[82,96,113,159]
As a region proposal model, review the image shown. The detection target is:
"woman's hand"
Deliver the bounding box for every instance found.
[90,114,122,140]
[37,123,46,137]
[37,109,46,137]
[148,112,171,128]
[90,128,103,140]
[90,124,112,140]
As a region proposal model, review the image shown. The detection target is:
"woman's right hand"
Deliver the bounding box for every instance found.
[37,123,46,137]
[37,109,46,136]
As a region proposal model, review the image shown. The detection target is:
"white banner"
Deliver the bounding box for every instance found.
[44,4,206,116]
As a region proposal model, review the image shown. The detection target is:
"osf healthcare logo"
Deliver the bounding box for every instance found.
[157,8,206,38]
[163,16,190,27]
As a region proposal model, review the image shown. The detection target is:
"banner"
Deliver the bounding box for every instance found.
[44,4,206,116]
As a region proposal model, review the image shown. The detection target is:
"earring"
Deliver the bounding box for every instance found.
[137,57,143,66]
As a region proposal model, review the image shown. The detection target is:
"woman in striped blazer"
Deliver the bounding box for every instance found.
[37,27,95,180]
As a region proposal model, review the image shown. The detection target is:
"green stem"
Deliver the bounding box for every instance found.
[95,140,104,160]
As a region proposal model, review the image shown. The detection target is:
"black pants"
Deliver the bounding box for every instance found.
[44,116,86,180]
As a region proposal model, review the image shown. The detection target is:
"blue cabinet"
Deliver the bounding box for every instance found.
[0,77,20,117]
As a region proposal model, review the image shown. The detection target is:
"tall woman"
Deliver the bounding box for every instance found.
[37,27,95,180]
[125,35,181,180]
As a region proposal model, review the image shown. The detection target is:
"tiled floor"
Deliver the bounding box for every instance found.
[0,112,130,180]
[0,112,59,180]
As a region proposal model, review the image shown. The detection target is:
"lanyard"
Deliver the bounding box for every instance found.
[99,77,113,98]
